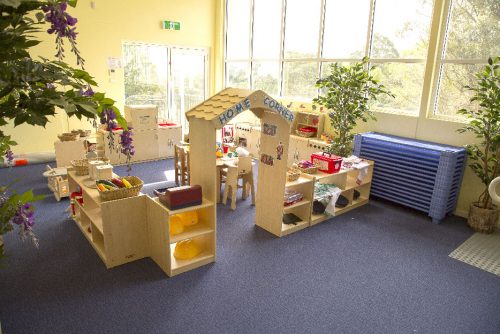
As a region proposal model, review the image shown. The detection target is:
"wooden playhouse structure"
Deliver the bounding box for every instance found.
[186,88,301,238]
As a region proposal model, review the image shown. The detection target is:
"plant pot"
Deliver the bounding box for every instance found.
[467,203,499,234]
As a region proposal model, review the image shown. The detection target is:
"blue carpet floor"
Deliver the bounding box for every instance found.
[0,161,499,334]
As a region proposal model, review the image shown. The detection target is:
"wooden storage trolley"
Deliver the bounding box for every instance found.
[43,166,70,201]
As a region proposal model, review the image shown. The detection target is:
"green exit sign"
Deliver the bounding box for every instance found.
[162,20,180,30]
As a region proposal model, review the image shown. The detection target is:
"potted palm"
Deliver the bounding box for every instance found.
[457,56,500,233]
[312,57,394,157]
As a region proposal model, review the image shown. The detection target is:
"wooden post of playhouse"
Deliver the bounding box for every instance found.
[189,117,217,204]
[255,109,291,236]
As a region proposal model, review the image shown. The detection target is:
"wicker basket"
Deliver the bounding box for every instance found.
[71,159,90,176]
[286,169,301,182]
[98,176,143,201]
[295,129,316,138]
[58,132,80,141]
[297,165,318,174]
[72,129,91,137]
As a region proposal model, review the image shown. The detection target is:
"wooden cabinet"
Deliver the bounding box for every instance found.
[99,125,182,164]
[304,139,330,161]
[158,126,182,158]
[68,170,215,276]
[234,123,262,157]
[287,135,309,166]
[54,139,86,167]
[234,123,252,151]
[133,129,159,161]
[247,126,261,157]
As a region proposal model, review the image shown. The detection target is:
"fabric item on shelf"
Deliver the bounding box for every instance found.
[342,155,370,185]
[282,213,302,225]
[314,182,342,216]
[353,190,361,200]
[335,195,349,208]
[312,200,326,214]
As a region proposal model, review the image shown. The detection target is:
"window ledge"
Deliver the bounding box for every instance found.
[427,114,468,124]
[373,108,419,118]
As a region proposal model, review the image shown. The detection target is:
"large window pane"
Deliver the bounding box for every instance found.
[435,63,482,117]
[253,0,282,59]
[371,63,425,115]
[322,0,370,59]
[444,0,500,60]
[226,62,250,89]
[123,43,168,117]
[226,0,251,59]
[170,49,207,132]
[433,0,499,117]
[282,62,318,99]
[371,0,432,59]
[252,61,280,95]
[283,0,321,59]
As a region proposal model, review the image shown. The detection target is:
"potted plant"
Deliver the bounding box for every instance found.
[312,57,394,157]
[457,56,500,233]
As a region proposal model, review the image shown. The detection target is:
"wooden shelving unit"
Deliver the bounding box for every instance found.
[147,197,215,277]
[281,174,315,236]
[309,161,374,226]
[291,111,325,139]
[68,170,215,276]
[68,170,150,268]
[259,160,374,237]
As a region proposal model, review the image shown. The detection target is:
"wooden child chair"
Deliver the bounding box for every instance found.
[222,156,255,210]
[174,145,190,186]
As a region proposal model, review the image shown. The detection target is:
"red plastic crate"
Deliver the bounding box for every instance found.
[311,152,343,173]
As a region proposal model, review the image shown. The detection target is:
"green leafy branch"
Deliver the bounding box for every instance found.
[457,56,500,209]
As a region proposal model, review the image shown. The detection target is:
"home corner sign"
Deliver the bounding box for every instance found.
[217,94,295,126]
[162,20,180,30]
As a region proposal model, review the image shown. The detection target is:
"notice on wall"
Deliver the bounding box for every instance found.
[106,57,122,69]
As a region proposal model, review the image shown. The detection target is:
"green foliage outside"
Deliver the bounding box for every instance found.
[312,57,394,157]
[457,56,500,209]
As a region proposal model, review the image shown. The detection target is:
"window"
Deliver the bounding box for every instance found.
[433,0,500,118]
[369,0,433,115]
[224,0,499,120]
[322,0,370,59]
[123,42,208,132]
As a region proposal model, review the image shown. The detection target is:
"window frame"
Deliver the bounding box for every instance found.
[122,41,209,132]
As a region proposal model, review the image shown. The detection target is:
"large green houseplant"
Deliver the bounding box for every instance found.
[0,0,133,258]
[457,56,500,233]
[313,57,394,157]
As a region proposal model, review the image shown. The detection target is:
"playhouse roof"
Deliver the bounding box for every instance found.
[186,88,295,128]
[186,88,253,119]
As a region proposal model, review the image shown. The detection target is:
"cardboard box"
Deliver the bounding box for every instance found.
[95,164,113,180]
[124,105,158,130]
